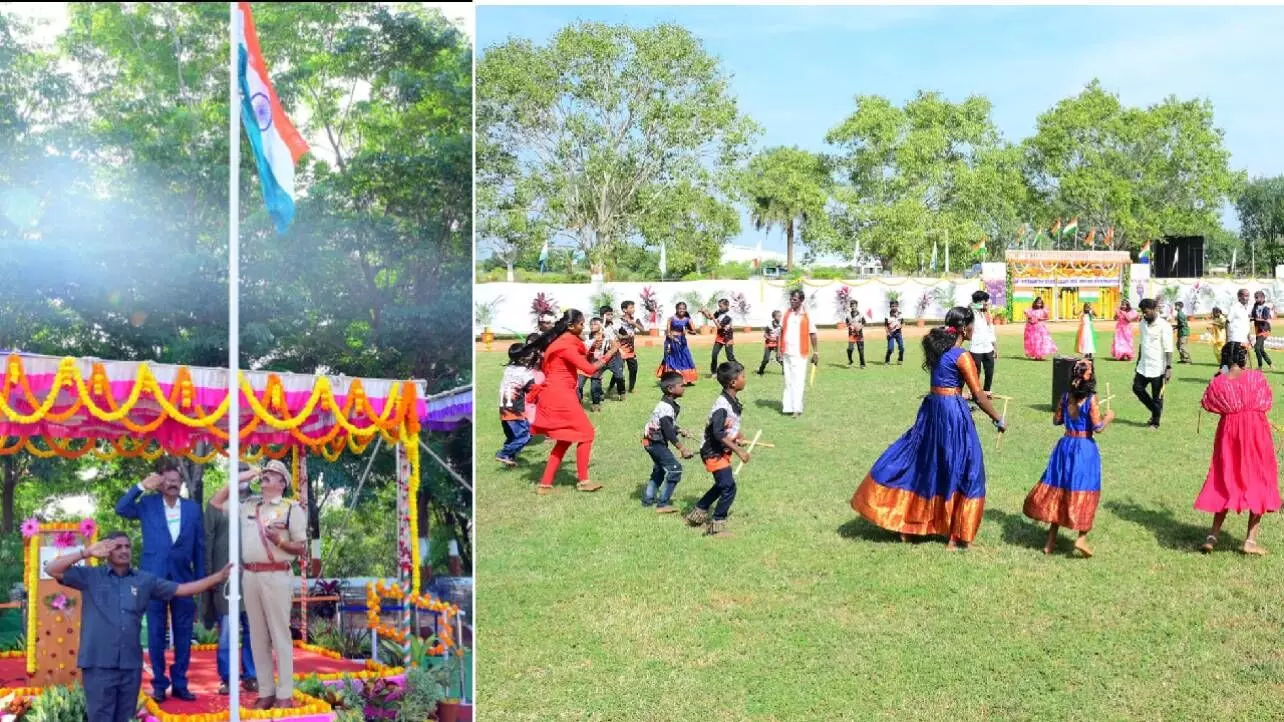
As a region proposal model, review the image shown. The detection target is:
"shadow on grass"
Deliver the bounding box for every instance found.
[836,517,915,545]
[753,398,783,413]
[982,508,1047,551]
[1112,418,1152,428]
[1104,499,1225,550]
[1025,404,1055,414]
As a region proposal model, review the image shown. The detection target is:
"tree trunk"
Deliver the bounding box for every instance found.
[307,471,321,539]
[178,446,208,508]
[786,218,796,270]
[2,456,17,534]
[416,482,432,581]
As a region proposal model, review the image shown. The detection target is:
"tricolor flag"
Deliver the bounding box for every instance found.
[1050,219,1062,237]
[1062,216,1078,238]
[1083,227,1096,247]
[235,2,309,233]
[971,236,986,257]
[1104,226,1115,247]
[1139,240,1152,263]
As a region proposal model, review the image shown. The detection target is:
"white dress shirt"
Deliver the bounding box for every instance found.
[1227,302,1251,346]
[970,309,995,354]
[1136,316,1174,378]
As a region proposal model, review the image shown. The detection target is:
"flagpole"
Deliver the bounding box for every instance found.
[227,3,243,719]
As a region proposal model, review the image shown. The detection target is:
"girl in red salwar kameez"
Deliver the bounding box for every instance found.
[1195,343,1281,555]
[520,310,618,495]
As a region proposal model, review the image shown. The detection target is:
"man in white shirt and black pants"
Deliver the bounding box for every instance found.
[1227,288,1252,352]
[1133,297,1174,430]
[969,290,997,396]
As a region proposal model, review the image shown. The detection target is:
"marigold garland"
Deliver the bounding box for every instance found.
[0,354,422,462]
[140,689,333,722]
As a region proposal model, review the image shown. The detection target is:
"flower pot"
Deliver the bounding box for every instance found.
[916,318,925,327]
[437,700,465,722]
[743,326,752,333]
[481,328,494,352]
[649,328,659,336]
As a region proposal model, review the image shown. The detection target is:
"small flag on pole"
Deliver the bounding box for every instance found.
[1139,240,1152,263]
[1062,216,1078,238]
[971,236,986,257]
[1083,227,1096,247]
[235,2,309,234]
[1104,226,1115,247]
[1050,219,1062,237]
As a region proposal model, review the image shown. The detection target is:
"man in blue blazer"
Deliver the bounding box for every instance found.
[116,458,205,702]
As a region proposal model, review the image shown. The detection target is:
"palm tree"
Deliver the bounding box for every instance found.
[744,147,830,270]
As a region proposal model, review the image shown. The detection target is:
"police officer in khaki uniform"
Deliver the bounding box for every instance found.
[212,459,306,709]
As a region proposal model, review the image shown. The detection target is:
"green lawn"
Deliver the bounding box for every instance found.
[476,329,1284,721]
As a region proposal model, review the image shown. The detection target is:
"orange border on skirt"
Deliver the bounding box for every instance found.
[849,474,985,542]
[1022,482,1099,531]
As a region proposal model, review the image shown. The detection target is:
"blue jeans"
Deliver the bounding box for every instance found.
[217,612,256,685]
[642,444,682,507]
[499,419,531,460]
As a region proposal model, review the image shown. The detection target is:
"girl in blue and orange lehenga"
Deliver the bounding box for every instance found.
[850,306,1008,550]
[658,302,699,385]
[1023,358,1114,558]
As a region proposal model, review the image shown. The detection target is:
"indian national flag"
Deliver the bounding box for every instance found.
[971,236,986,256]
[1050,219,1062,237]
[235,2,309,234]
[1104,226,1115,246]
[1013,288,1035,302]
[1083,227,1096,247]
[1079,288,1100,301]
[1139,240,1152,262]
[1062,216,1078,238]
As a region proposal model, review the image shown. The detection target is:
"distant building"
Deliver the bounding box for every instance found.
[719,244,885,275]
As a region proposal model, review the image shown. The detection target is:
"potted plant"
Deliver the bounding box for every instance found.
[530,292,558,326]
[834,286,853,329]
[640,286,662,335]
[473,300,500,352]
[885,289,901,318]
[930,282,956,319]
[589,285,618,316]
[395,663,445,722]
[915,292,930,327]
[731,292,752,332]
[432,654,470,722]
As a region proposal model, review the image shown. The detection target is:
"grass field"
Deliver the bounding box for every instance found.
[476,325,1284,721]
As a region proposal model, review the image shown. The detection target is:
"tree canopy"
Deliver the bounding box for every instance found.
[0,3,472,574]
[478,22,1253,277]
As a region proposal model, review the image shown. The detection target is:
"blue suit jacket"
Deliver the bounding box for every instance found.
[115,486,205,583]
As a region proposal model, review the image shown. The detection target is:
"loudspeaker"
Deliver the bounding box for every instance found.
[1152,236,1204,278]
[1052,356,1077,409]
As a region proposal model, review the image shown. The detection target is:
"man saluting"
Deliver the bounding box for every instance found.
[46,533,231,722]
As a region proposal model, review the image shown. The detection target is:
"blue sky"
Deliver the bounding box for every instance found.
[478,4,1284,254]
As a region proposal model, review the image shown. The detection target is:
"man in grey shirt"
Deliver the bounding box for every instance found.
[47,532,231,722]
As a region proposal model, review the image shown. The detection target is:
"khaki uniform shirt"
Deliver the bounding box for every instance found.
[238,495,307,566]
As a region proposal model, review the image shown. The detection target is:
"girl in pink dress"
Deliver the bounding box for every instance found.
[1111,301,1140,360]
[1195,342,1280,555]
[1023,297,1057,360]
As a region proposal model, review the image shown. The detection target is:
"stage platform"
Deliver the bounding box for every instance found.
[0,644,379,720]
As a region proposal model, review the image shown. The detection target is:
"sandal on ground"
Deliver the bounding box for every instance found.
[575,481,603,492]
[536,485,554,495]
[1242,539,1268,556]
[685,508,710,527]
[1199,535,1217,553]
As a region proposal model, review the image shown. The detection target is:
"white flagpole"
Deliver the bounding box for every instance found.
[227,3,243,718]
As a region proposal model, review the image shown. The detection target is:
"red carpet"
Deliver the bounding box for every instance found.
[0,648,366,715]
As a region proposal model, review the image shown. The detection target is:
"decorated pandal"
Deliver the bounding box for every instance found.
[1005,250,1132,321]
[0,352,474,721]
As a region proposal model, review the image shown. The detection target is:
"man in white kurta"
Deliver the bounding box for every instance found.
[779,290,819,417]
[1227,288,1252,351]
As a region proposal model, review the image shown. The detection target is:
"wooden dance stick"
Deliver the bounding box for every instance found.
[751,441,776,449]
[1158,379,1169,401]
[734,429,763,476]
[1197,410,1203,435]
[994,397,1011,452]
[1105,383,1112,412]
[810,363,817,387]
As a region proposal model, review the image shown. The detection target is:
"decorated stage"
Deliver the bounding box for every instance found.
[0,642,403,721]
